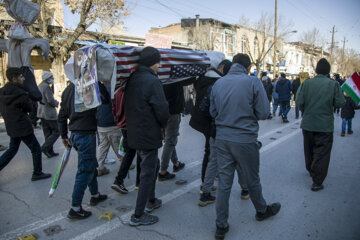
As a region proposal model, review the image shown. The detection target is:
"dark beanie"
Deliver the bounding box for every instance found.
[139,47,161,67]
[315,58,331,75]
[232,53,251,69]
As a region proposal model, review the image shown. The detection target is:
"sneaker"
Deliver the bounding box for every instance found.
[111,182,129,194]
[215,225,229,240]
[158,171,175,181]
[200,185,217,194]
[241,190,250,200]
[348,131,353,135]
[97,167,110,176]
[0,145,8,151]
[31,172,51,181]
[89,193,108,206]
[198,192,216,207]
[311,183,324,192]
[173,161,185,172]
[255,202,281,221]
[129,213,159,226]
[145,198,162,213]
[341,132,345,137]
[67,206,92,220]
[283,118,289,123]
[134,185,139,190]
[105,158,116,164]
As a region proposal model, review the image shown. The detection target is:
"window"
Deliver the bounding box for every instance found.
[254,37,258,57]
[242,35,247,53]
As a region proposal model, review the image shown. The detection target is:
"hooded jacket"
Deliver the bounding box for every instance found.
[276,77,293,101]
[0,82,33,137]
[124,65,170,150]
[37,80,59,120]
[189,68,222,135]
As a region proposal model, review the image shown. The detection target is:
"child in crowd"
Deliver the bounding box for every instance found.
[340,93,360,137]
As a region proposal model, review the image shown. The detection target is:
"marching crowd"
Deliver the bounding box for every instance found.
[0,46,356,239]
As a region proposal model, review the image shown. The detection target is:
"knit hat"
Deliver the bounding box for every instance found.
[138,47,161,67]
[42,71,53,81]
[315,58,331,75]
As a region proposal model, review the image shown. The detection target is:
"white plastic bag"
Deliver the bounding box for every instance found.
[5,0,40,25]
[8,22,32,40]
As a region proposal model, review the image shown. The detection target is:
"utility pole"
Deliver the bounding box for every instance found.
[341,36,347,75]
[330,25,336,64]
[273,0,278,79]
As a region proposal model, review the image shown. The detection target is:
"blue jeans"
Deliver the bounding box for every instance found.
[70,132,98,207]
[279,100,290,119]
[273,98,279,112]
[342,118,352,133]
[0,133,42,174]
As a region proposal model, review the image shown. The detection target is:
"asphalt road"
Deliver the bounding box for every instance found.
[0,111,359,240]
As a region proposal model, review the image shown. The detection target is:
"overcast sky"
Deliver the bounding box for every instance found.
[63,0,360,52]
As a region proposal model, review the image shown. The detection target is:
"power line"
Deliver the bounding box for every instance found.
[153,0,186,18]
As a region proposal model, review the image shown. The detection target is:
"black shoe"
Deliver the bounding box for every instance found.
[241,190,250,200]
[42,149,55,158]
[31,172,51,181]
[145,198,162,213]
[129,213,159,226]
[90,193,108,206]
[198,192,216,207]
[215,225,229,240]
[49,150,59,157]
[348,130,353,135]
[111,181,129,194]
[255,202,281,221]
[173,161,185,172]
[158,171,175,181]
[67,206,92,219]
[311,183,324,192]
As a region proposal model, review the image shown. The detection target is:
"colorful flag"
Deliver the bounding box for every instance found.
[49,147,72,198]
[111,46,211,87]
[341,72,360,104]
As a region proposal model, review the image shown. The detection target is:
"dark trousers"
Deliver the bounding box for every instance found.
[41,119,60,152]
[135,149,160,217]
[302,130,333,185]
[0,133,42,175]
[115,129,141,185]
[201,134,210,183]
[279,100,291,120]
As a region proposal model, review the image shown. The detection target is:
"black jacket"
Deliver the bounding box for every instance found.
[125,65,170,150]
[58,83,97,139]
[163,78,194,115]
[292,78,300,100]
[341,96,360,119]
[0,82,33,137]
[189,69,221,135]
[261,76,273,102]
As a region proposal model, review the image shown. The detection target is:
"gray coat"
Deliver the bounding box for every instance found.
[210,63,269,143]
[37,81,58,120]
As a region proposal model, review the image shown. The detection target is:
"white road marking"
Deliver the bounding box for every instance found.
[0,123,301,240]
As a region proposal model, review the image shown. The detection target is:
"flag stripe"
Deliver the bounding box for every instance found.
[342,83,360,104]
[350,72,360,91]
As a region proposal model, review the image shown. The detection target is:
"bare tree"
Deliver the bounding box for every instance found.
[26,0,129,89]
[239,13,294,76]
[342,49,360,77]
[300,27,325,72]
